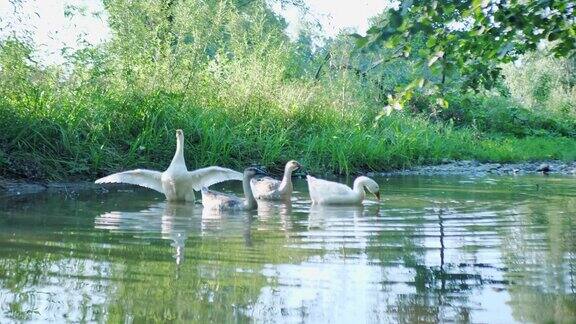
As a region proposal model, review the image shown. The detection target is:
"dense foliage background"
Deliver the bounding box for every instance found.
[0,0,575,179]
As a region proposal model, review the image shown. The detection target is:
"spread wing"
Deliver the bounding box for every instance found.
[250,176,281,197]
[95,169,164,193]
[186,166,243,191]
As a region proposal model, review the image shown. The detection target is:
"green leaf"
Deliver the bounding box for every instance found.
[427,51,444,66]
[548,31,560,41]
[417,78,425,88]
[473,25,485,36]
[366,26,381,35]
[385,35,402,48]
[436,97,449,108]
[350,33,369,48]
[389,11,403,28]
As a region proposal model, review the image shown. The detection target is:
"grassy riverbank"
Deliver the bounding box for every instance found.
[1,90,575,180]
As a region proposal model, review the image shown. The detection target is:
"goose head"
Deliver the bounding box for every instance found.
[286,160,301,172]
[357,176,380,201]
[176,129,184,143]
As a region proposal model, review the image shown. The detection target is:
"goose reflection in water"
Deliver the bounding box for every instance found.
[307,204,365,230]
[200,199,297,246]
[200,206,256,247]
[95,202,196,265]
[257,200,294,234]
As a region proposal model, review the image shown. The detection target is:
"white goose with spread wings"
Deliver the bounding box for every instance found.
[95,129,243,202]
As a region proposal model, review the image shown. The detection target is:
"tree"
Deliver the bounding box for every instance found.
[352,0,576,115]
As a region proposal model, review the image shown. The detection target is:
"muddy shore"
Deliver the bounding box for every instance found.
[374,160,576,177]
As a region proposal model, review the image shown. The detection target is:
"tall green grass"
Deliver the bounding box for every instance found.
[1,88,575,180]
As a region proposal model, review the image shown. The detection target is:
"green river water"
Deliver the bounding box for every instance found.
[1,175,575,323]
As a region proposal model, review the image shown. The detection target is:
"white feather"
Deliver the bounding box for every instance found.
[250,177,281,199]
[187,166,243,191]
[95,169,163,193]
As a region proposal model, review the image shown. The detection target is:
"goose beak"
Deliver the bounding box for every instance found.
[375,191,381,201]
[295,162,302,170]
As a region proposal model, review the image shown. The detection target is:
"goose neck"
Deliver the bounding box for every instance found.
[352,178,366,201]
[278,167,294,193]
[243,175,257,209]
[169,135,186,169]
